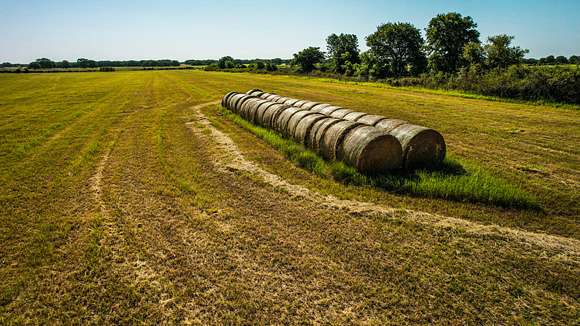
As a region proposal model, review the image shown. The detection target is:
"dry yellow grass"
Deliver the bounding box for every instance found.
[0,70,578,323]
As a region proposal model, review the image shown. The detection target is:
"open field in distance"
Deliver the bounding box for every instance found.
[0,70,578,323]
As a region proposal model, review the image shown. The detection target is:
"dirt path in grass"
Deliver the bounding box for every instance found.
[188,101,580,258]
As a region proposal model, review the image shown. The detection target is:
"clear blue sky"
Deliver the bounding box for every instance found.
[2,0,579,63]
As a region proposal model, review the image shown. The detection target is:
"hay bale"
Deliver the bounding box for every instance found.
[222,91,236,107]
[329,108,353,119]
[286,110,318,139]
[284,98,301,106]
[293,113,326,145]
[244,99,270,122]
[259,92,273,100]
[343,111,368,122]
[254,101,280,124]
[228,94,247,112]
[389,124,446,168]
[320,120,362,160]
[246,89,263,96]
[261,104,289,129]
[275,97,290,104]
[299,101,321,110]
[237,96,258,118]
[293,100,308,107]
[374,119,408,132]
[225,93,239,110]
[274,106,307,135]
[357,114,387,126]
[339,126,402,172]
[310,103,332,113]
[318,105,342,116]
[265,94,279,101]
[309,117,342,154]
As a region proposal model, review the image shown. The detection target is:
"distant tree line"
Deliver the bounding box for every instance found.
[23,58,181,69]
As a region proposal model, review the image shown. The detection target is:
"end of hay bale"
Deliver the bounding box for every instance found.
[309,117,342,154]
[389,124,446,168]
[340,126,403,173]
[342,111,368,122]
[293,113,327,145]
[329,108,353,119]
[222,91,237,107]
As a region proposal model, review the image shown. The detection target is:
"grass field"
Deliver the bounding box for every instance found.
[0,70,578,323]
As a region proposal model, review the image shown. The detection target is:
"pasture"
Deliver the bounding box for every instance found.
[0,70,578,323]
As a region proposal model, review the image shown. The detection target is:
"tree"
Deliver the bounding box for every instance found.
[539,55,556,65]
[484,34,528,69]
[326,33,360,74]
[217,56,235,69]
[426,12,480,73]
[555,56,569,64]
[77,58,97,68]
[570,55,580,65]
[462,41,485,67]
[292,47,325,72]
[366,22,426,77]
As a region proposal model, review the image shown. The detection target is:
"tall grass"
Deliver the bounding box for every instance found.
[218,106,540,210]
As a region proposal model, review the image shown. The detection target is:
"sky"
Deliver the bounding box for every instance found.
[1,0,579,63]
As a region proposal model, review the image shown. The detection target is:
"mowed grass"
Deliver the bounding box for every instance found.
[218,106,539,209]
[0,70,578,323]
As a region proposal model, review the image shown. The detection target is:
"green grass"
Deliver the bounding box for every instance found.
[218,106,539,210]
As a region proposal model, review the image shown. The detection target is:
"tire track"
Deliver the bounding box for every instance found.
[188,101,580,259]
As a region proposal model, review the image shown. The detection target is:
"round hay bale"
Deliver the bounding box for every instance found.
[343,111,368,122]
[309,118,342,154]
[254,101,280,125]
[318,105,342,116]
[264,94,278,101]
[374,119,408,132]
[357,114,387,126]
[310,103,332,113]
[269,95,283,102]
[246,89,263,95]
[225,93,239,110]
[274,106,307,135]
[259,92,273,100]
[261,104,289,129]
[320,120,362,160]
[329,108,353,119]
[389,124,446,168]
[339,126,403,173]
[236,95,257,116]
[275,97,290,104]
[222,91,236,107]
[243,99,269,122]
[300,101,321,110]
[237,96,256,118]
[284,98,301,106]
[286,110,318,139]
[293,100,308,107]
[229,94,246,112]
[293,113,326,145]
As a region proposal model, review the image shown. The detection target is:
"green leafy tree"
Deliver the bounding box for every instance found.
[462,41,485,66]
[326,33,360,73]
[570,55,580,65]
[218,56,235,69]
[366,22,426,77]
[484,34,528,69]
[555,56,569,64]
[426,12,480,73]
[292,47,325,72]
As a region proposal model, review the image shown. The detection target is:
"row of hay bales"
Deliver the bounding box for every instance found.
[245,89,446,169]
[222,91,403,173]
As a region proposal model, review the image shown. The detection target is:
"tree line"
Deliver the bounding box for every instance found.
[291,12,543,77]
